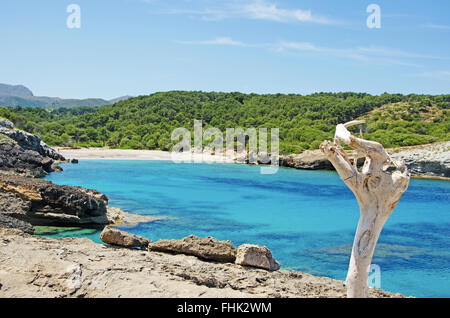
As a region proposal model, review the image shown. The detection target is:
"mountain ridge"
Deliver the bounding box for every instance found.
[0,83,132,109]
[0,83,34,97]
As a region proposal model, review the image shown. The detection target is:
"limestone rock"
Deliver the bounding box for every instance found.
[235,244,280,271]
[0,118,65,176]
[0,123,64,161]
[389,142,450,178]
[148,235,237,263]
[100,226,151,249]
[0,173,111,226]
[0,213,34,234]
[0,227,404,298]
[280,150,334,170]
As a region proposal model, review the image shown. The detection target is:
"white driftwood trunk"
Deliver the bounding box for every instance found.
[320,121,410,298]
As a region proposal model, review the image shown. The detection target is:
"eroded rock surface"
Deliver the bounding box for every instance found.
[262,142,450,178]
[0,228,405,298]
[389,142,450,178]
[148,235,237,263]
[0,214,35,234]
[100,226,151,249]
[0,173,110,227]
[280,150,334,170]
[235,244,280,271]
[0,118,65,177]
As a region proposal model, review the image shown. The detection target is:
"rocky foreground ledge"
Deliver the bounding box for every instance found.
[0,228,404,298]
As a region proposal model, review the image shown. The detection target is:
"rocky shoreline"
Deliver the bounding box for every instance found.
[56,141,450,179]
[278,142,450,179]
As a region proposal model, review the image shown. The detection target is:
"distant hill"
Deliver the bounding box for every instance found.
[0,83,132,109]
[108,96,133,104]
[0,84,34,97]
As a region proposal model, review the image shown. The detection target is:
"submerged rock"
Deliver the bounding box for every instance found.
[235,244,280,271]
[148,235,237,263]
[100,226,151,249]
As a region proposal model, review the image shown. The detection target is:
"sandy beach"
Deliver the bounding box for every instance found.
[55,147,235,163]
[55,147,173,160]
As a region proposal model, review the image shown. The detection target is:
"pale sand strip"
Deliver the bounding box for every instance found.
[55,147,235,163]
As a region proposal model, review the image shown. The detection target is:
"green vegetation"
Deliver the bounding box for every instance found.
[0,91,449,154]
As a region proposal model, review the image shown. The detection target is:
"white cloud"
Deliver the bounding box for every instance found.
[354,47,441,60]
[145,0,337,24]
[160,8,230,21]
[275,42,441,67]
[414,71,450,79]
[177,38,441,67]
[241,0,335,24]
[421,23,450,30]
[178,37,246,46]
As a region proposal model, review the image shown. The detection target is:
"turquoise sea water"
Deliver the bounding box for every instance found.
[43,160,450,298]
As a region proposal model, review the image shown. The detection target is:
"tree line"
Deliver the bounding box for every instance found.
[0,91,448,154]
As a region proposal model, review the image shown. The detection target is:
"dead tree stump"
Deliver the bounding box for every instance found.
[320,120,410,298]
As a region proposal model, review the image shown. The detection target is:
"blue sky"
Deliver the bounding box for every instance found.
[0,0,449,99]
